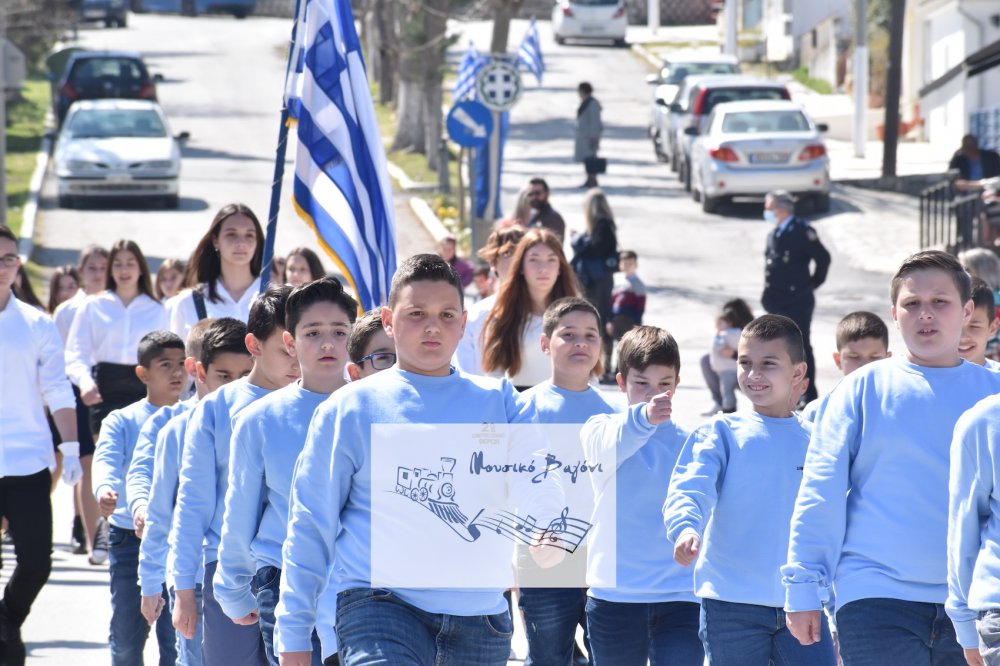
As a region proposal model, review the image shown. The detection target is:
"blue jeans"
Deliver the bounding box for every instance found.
[836,598,964,666]
[202,559,265,666]
[254,566,323,666]
[518,587,591,666]
[108,526,177,666]
[700,598,836,666]
[980,609,1000,666]
[586,597,703,665]
[169,584,204,666]
[335,587,512,665]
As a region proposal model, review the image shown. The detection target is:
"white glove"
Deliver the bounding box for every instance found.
[58,441,83,486]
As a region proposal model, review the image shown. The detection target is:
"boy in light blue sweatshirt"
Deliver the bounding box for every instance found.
[516,297,616,666]
[665,315,836,666]
[214,277,358,666]
[275,254,559,666]
[783,251,1000,665]
[959,277,1000,372]
[170,285,299,666]
[947,394,1000,666]
[137,317,252,666]
[581,325,702,666]
[345,308,396,381]
[92,330,187,665]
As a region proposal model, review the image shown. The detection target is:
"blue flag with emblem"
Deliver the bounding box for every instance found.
[285,0,396,310]
[453,41,484,102]
[517,19,544,84]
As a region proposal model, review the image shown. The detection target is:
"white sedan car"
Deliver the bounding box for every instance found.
[54,99,186,208]
[552,0,627,46]
[689,100,831,214]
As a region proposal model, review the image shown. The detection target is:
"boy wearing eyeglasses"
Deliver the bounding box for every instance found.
[347,308,396,381]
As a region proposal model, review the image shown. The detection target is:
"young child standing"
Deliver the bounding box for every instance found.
[346,308,396,381]
[946,394,1000,666]
[582,325,702,665]
[214,277,358,665]
[666,315,836,666]
[516,297,616,666]
[799,311,890,422]
[92,330,187,665]
[170,285,299,665]
[959,277,1000,372]
[699,298,754,415]
[137,318,252,666]
[603,250,647,384]
[783,251,1000,664]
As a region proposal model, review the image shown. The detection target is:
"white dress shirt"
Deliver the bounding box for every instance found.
[53,288,87,343]
[453,294,496,375]
[65,291,168,390]
[168,277,261,339]
[481,313,550,389]
[0,295,76,477]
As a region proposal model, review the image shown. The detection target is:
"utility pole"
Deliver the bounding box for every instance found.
[881,0,905,179]
[853,0,868,158]
[724,0,737,56]
[648,0,659,37]
[0,3,7,227]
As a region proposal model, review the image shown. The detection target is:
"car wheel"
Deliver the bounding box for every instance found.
[702,195,722,214]
[691,186,701,203]
[233,9,248,18]
[813,193,831,214]
[613,38,627,48]
[164,195,180,209]
[555,35,565,45]
[59,195,76,209]
[682,158,692,192]
[117,15,127,27]
[104,18,114,28]
[181,0,196,16]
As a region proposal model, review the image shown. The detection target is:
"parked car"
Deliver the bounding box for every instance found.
[53,51,159,125]
[552,0,628,46]
[54,99,187,209]
[669,75,791,191]
[78,0,129,27]
[646,54,740,167]
[688,99,831,214]
[134,0,256,17]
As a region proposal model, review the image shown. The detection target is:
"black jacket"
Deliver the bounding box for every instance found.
[948,150,1000,180]
[762,217,831,306]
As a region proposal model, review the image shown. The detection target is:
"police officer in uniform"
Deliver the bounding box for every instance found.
[761,190,831,404]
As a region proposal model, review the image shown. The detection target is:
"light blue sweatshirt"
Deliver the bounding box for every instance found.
[947,394,1000,648]
[138,403,196,596]
[583,404,696,603]
[214,381,338,655]
[92,398,160,530]
[275,367,552,653]
[783,357,1000,614]
[126,398,195,519]
[169,378,271,591]
[665,411,811,608]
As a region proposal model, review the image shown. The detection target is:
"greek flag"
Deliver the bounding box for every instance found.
[286,0,396,310]
[453,41,483,102]
[518,19,544,84]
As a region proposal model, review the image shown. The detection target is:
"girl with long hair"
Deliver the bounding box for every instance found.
[47,265,81,315]
[154,258,186,301]
[571,188,618,376]
[54,245,109,341]
[282,246,325,287]
[481,228,580,390]
[169,203,264,338]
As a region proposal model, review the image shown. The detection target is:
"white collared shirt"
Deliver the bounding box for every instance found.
[53,288,87,343]
[0,294,76,477]
[65,291,168,390]
[168,276,261,339]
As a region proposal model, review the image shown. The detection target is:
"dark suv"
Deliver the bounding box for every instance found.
[78,0,129,28]
[54,51,157,125]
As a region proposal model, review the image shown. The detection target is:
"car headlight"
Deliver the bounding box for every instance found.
[66,160,98,171]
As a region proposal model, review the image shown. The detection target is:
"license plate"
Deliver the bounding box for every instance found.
[84,9,105,17]
[749,152,789,165]
[106,174,132,183]
[580,25,603,33]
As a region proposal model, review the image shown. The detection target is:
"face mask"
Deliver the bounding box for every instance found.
[763,210,778,225]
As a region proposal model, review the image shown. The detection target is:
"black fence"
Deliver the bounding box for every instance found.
[919,180,986,253]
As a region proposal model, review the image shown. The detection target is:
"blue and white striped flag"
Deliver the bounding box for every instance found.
[453,41,483,102]
[518,19,545,85]
[287,0,396,311]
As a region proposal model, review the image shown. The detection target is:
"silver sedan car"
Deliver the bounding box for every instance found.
[688,100,831,215]
[54,99,187,208]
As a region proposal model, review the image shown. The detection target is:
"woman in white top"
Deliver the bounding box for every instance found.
[481,228,580,390]
[66,239,167,434]
[54,245,109,343]
[168,203,264,338]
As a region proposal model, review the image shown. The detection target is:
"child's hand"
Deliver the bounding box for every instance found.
[98,490,118,518]
[233,609,260,626]
[964,647,985,666]
[786,610,823,645]
[172,588,198,640]
[673,532,700,566]
[141,593,164,625]
[645,391,673,426]
[133,506,147,538]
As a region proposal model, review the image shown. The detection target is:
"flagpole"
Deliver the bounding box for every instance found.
[259,0,305,294]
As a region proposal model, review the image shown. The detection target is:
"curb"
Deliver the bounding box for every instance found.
[630,41,662,69]
[386,161,438,193]
[17,115,55,262]
[408,197,451,243]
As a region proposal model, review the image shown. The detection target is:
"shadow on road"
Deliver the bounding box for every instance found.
[180,144,274,162]
[25,640,107,651]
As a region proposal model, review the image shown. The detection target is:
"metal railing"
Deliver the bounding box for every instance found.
[919,179,984,253]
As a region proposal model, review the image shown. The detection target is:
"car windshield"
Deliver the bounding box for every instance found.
[721,110,811,133]
[703,88,787,114]
[68,109,167,139]
[71,58,146,83]
[662,62,739,84]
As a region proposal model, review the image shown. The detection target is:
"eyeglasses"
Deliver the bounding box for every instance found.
[358,351,396,370]
[0,254,19,268]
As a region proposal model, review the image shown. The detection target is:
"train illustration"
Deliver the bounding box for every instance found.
[394,457,482,541]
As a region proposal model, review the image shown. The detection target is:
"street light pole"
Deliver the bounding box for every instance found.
[648,0,659,37]
[853,0,868,158]
[881,0,905,179]
[724,0,737,56]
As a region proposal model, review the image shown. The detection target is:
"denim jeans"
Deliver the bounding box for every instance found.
[700,598,836,666]
[585,597,703,665]
[169,584,204,666]
[108,526,177,666]
[202,559,265,665]
[518,587,591,666]
[254,566,323,666]
[836,598,964,666]
[980,609,1000,666]
[335,587,512,665]
[700,354,739,411]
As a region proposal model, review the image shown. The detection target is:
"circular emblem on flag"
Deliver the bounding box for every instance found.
[476,61,522,112]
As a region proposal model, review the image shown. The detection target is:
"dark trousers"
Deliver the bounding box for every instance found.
[763,292,818,403]
[0,469,53,628]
